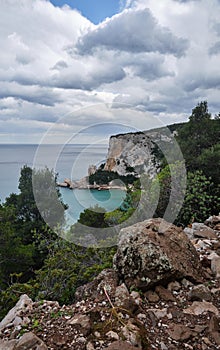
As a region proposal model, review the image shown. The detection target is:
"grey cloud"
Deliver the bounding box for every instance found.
[125,54,174,80]
[114,93,167,113]
[213,22,220,35]
[51,60,68,70]
[50,64,126,90]
[0,85,63,107]
[209,41,220,55]
[16,53,33,65]
[183,75,220,92]
[76,9,188,57]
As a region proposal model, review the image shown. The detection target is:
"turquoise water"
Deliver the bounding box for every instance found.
[0,144,126,223]
[61,188,126,225]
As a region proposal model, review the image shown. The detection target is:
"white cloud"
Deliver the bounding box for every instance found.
[0,0,220,143]
[76,8,188,57]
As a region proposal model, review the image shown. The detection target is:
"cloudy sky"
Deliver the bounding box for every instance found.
[1,0,220,143]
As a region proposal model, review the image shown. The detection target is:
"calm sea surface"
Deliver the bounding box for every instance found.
[0,144,126,223]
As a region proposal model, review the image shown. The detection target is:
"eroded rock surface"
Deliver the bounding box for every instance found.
[114,218,204,290]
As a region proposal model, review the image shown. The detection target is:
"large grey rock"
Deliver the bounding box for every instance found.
[114,218,204,291]
[0,295,33,331]
[0,339,17,350]
[15,332,47,349]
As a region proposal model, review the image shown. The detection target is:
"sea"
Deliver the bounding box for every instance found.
[0,144,126,224]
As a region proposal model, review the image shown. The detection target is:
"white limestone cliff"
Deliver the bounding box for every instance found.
[104,129,174,177]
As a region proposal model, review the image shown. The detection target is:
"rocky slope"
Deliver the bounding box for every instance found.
[0,215,220,350]
[104,128,175,177]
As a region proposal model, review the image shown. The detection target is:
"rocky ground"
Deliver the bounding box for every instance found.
[0,215,220,350]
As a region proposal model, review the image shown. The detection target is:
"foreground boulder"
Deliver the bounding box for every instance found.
[114,218,204,291]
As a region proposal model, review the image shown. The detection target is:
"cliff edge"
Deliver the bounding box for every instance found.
[104,128,175,177]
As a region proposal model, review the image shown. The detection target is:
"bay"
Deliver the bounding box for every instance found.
[0,144,126,223]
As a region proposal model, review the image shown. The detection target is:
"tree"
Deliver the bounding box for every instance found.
[177,171,219,225]
[189,100,211,123]
[177,101,217,168]
[78,205,107,228]
[0,205,35,288]
[3,166,67,276]
[198,144,220,186]
[32,167,67,230]
[150,162,186,221]
[35,238,116,304]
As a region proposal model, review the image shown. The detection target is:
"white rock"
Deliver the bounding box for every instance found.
[106,330,119,340]
[0,294,33,331]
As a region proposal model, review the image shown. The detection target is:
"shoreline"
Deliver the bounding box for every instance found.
[57,177,126,191]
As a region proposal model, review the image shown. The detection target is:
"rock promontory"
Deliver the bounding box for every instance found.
[104,129,175,177]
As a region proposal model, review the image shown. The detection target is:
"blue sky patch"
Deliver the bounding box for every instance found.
[50,0,122,24]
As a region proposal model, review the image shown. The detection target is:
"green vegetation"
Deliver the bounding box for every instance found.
[0,101,219,320]
[89,169,138,185]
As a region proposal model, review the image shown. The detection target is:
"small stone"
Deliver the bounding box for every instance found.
[168,323,192,341]
[202,337,212,346]
[155,286,176,301]
[188,284,212,301]
[160,341,168,350]
[78,337,86,343]
[121,320,142,347]
[209,253,220,278]
[183,301,219,316]
[104,341,141,350]
[184,344,193,350]
[181,279,194,288]
[130,291,140,299]
[208,314,220,345]
[194,229,217,240]
[184,227,194,239]
[167,281,181,292]
[86,342,95,350]
[145,290,159,303]
[114,283,129,307]
[94,331,101,338]
[130,291,142,305]
[106,331,119,341]
[68,314,91,335]
[148,308,168,319]
[137,313,146,321]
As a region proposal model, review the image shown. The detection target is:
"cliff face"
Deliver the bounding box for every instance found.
[104,129,174,177]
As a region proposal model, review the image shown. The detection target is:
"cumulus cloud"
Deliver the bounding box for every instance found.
[209,41,220,55]
[76,9,188,57]
[0,0,220,142]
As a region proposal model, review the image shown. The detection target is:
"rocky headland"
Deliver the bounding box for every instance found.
[103,128,174,177]
[57,127,176,190]
[1,214,220,350]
